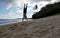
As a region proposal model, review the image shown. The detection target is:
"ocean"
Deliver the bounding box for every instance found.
[0,18,22,25]
[0,18,32,25]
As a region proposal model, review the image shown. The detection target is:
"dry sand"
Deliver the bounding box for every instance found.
[0,15,60,38]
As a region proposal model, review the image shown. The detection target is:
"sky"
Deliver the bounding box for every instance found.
[0,0,60,19]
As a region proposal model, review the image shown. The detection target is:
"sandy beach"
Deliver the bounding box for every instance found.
[0,15,60,38]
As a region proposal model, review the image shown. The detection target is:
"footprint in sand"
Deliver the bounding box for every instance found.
[8,24,17,31]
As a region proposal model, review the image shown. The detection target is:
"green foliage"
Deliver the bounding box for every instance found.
[32,2,60,19]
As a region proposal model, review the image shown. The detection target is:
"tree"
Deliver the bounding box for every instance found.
[32,2,60,19]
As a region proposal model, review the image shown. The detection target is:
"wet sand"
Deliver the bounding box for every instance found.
[0,15,60,38]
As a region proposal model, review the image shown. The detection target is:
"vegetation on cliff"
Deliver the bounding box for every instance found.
[32,2,60,19]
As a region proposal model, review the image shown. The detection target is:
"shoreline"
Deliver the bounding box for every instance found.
[0,21,20,26]
[0,19,32,26]
[0,15,60,38]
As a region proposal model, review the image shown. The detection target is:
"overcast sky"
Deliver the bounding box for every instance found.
[0,0,60,19]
